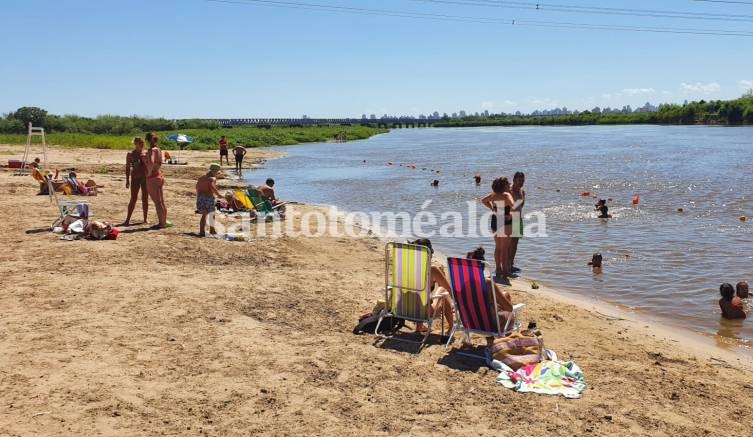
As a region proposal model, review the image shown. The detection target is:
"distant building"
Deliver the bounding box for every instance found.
[370,114,376,120]
[459,110,467,117]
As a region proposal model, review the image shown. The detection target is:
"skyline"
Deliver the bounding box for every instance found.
[2,0,752,118]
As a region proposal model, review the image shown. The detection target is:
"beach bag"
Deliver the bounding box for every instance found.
[487,331,544,370]
[352,312,405,335]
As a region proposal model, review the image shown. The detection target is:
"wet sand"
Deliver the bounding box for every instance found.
[1,145,752,436]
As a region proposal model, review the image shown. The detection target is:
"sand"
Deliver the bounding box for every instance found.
[1,145,752,436]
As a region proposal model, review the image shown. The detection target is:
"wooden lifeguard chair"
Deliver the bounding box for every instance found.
[16,122,48,175]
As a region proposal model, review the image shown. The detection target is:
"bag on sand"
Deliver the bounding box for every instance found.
[352,312,405,335]
[487,331,544,370]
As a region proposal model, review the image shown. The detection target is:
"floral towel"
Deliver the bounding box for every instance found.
[495,360,587,399]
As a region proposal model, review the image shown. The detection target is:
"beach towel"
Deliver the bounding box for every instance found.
[494,360,587,399]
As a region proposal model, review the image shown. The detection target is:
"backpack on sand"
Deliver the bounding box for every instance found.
[352,312,405,335]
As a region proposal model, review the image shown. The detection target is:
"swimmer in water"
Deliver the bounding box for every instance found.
[595,199,612,218]
[588,253,603,273]
[719,283,747,319]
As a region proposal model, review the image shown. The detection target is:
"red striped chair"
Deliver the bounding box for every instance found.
[445,257,525,347]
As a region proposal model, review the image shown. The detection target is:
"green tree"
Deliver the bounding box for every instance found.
[11,106,48,128]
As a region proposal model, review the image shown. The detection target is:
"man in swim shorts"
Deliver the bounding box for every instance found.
[219,135,229,166]
[196,164,222,237]
[233,145,247,174]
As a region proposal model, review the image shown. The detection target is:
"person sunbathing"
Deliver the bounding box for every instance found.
[719,283,747,320]
[411,238,455,333]
[466,247,516,331]
[67,172,102,196]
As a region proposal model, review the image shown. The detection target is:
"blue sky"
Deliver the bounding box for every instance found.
[2,0,752,118]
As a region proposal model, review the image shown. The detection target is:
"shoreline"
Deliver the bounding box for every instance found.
[258,196,753,366]
[2,144,753,435]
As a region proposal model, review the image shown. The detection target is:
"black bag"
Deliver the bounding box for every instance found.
[352,313,405,335]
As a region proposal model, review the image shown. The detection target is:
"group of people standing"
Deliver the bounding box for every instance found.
[123,132,168,228]
[219,135,247,174]
[481,171,526,279]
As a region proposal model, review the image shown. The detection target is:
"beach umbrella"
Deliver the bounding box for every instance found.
[166,133,193,143]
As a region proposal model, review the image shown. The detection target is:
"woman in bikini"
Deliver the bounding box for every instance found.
[123,137,148,225]
[481,177,515,278]
[145,132,168,228]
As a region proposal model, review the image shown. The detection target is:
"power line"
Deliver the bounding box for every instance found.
[693,0,753,4]
[205,0,753,36]
[408,0,753,22]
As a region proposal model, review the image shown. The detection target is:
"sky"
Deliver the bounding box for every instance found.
[2,0,752,118]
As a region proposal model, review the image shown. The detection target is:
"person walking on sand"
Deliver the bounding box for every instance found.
[219,135,229,166]
[196,164,222,237]
[510,171,526,274]
[123,137,149,225]
[482,177,515,279]
[233,145,247,174]
[145,132,168,229]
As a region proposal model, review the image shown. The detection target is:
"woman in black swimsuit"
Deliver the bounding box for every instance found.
[482,177,515,278]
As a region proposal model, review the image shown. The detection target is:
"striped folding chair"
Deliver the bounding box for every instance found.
[376,242,436,346]
[445,257,525,348]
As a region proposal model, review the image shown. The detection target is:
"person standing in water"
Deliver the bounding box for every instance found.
[482,177,515,279]
[233,145,247,175]
[510,171,526,274]
[123,137,149,225]
[145,132,168,229]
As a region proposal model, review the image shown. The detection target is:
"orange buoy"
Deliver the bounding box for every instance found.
[632,195,640,205]
[740,216,747,222]
[582,191,590,197]
[677,207,684,213]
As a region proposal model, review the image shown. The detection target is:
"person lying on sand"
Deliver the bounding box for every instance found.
[68,172,102,195]
[466,246,517,331]
[719,283,747,320]
[410,238,455,333]
[196,164,222,237]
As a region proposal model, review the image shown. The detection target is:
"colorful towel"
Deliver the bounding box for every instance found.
[495,360,587,399]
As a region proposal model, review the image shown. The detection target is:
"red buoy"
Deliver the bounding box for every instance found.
[582,191,590,197]
[632,195,640,205]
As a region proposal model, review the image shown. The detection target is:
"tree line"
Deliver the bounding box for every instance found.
[0,107,220,135]
[434,93,753,127]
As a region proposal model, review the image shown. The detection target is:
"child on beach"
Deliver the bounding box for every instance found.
[719,283,747,320]
[196,164,222,237]
[736,281,749,299]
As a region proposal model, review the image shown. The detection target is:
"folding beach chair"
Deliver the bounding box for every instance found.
[47,178,91,228]
[376,242,448,347]
[246,188,286,220]
[445,257,525,348]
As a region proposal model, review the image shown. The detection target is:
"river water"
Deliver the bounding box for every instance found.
[253,125,753,347]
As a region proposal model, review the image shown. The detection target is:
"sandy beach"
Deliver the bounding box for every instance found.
[2,144,753,436]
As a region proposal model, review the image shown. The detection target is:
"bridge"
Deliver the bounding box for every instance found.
[208,117,441,129]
